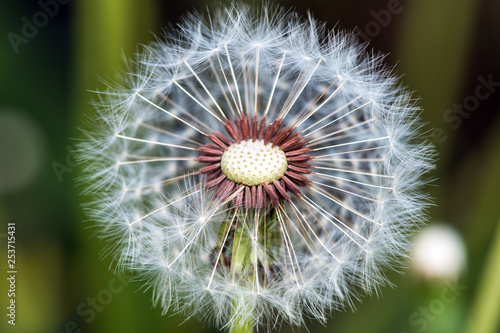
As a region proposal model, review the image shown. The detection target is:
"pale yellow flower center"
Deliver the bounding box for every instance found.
[220,139,288,186]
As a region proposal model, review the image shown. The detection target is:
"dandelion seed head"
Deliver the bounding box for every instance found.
[78,3,434,331]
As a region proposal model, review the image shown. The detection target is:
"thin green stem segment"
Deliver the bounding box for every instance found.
[229,210,254,333]
[221,208,279,333]
[229,312,254,333]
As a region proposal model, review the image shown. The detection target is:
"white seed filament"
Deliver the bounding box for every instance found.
[221,139,288,186]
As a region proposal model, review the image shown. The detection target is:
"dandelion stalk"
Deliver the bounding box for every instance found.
[230,316,253,333]
[230,241,255,333]
[230,220,254,333]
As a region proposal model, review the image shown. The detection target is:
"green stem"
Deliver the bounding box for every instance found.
[221,209,278,333]
[464,217,500,333]
[229,212,254,333]
[229,314,253,333]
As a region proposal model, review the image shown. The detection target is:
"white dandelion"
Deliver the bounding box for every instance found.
[78,4,434,332]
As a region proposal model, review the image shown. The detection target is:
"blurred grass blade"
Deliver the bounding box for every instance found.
[397,0,479,137]
[465,217,500,333]
[396,0,480,216]
[72,1,159,333]
[73,0,158,117]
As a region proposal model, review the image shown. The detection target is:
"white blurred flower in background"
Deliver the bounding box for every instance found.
[412,224,466,280]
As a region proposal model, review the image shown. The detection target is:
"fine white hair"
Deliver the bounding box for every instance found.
[78,3,434,331]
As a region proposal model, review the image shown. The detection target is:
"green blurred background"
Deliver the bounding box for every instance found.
[1,0,500,332]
